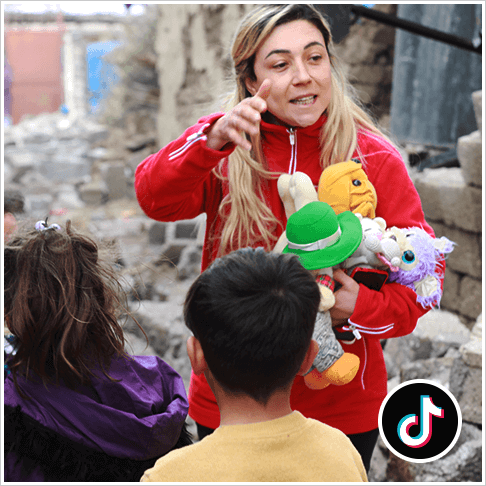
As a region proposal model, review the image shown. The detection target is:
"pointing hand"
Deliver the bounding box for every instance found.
[206,79,272,151]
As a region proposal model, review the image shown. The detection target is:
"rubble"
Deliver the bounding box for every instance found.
[368,312,483,482]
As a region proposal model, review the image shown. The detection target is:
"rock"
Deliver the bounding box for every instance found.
[383,310,470,379]
[368,433,389,482]
[79,178,108,206]
[412,168,482,233]
[471,90,482,132]
[125,297,193,390]
[175,221,198,239]
[148,222,167,245]
[4,190,25,214]
[399,355,456,388]
[460,314,483,368]
[100,162,129,200]
[457,276,483,321]
[457,130,482,188]
[124,330,157,356]
[176,244,203,280]
[449,314,482,425]
[386,424,482,482]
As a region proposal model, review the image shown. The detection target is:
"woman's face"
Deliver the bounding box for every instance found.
[246,20,332,128]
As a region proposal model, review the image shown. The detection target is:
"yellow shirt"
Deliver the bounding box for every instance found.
[141,411,368,482]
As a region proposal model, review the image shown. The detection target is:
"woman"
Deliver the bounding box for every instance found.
[135,4,437,471]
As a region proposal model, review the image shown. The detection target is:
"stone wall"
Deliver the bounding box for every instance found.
[410,90,482,327]
[154,4,255,147]
[333,4,397,129]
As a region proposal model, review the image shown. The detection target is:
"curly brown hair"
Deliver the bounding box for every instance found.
[4,220,143,398]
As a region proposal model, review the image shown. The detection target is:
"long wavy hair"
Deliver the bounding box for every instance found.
[214,4,389,256]
[4,220,144,398]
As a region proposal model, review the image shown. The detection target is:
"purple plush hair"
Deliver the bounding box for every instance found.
[388,227,455,308]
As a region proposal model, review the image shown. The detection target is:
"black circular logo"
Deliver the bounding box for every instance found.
[379,379,462,463]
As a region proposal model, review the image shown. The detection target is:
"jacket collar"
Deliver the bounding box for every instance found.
[260,113,327,137]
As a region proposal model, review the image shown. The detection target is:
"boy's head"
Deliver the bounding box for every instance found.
[184,247,320,404]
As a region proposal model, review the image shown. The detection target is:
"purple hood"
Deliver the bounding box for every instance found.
[4,353,190,481]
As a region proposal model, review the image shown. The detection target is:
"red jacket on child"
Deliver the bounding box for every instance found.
[135,113,436,435]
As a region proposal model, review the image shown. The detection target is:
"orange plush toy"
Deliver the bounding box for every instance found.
[318,159,377,218]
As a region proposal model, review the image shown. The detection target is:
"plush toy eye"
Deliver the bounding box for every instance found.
[352,179,362,186]
[402,250,415,264]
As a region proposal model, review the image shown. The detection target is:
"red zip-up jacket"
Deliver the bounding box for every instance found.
[135,113,435,435]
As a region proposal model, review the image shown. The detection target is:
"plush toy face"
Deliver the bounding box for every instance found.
[318,160,377,218]
[387,227,455,308]
[387,228,436,284]
[344,215,401,271]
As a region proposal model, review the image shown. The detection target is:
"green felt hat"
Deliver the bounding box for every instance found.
[282,201,362,270]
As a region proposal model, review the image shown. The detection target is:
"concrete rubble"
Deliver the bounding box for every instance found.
[369,312,483,482]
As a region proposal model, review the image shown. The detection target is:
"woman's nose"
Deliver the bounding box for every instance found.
[292,60,311,84]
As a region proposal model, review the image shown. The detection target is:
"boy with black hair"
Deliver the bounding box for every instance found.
[141,247,367,482]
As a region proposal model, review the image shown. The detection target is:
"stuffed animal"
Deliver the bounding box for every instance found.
[342,214,401,271]
[279,183,363,389]
[317,160,399,290]
[383,226,455,308]
[318,159,377,218]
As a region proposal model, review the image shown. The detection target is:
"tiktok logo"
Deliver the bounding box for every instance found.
[379,380,462,463]
[397,395,444,448]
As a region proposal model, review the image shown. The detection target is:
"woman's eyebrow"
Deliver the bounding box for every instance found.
[265,41,326,59]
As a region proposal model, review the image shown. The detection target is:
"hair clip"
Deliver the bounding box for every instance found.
[35,220,61,232]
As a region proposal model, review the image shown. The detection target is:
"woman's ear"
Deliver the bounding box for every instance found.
[186,336,208,376]
[245,78,258,96]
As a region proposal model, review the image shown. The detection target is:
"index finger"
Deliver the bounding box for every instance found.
[255,79,272,101]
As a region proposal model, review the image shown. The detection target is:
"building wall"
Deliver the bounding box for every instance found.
[5,20,125,124]
[5,28,64,124]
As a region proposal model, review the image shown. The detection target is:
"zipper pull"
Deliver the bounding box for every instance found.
[289,128,295,146]
[349,324,362,340]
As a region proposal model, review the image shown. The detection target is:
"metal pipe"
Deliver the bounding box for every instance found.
[350,5,481,55]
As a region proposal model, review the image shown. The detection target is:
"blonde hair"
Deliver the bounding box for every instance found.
[215,4,388,257]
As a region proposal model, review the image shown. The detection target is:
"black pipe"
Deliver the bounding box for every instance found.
[350,5,482,55]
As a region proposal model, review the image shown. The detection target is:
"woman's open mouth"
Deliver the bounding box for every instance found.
[290,95,317,105]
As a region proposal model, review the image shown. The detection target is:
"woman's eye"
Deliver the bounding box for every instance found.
[273,62,287,69]
[310,55,322,62]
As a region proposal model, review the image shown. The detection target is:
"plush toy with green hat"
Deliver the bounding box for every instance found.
[283,200,363,389]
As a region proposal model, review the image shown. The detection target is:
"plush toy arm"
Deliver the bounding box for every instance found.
[414,275,442,308]
[319,284,335,312]
[278,174,295,220]
[289,172,318,210]
[307,311,344,374]
[273,231,289,253]
[434,236,455,255]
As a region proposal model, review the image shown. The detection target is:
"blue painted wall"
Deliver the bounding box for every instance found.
[86,40,121,115]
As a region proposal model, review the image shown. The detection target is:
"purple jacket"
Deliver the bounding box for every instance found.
[4,352,191,482]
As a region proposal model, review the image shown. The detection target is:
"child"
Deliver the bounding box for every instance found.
[141,247,367,482]
[4,220,192,482]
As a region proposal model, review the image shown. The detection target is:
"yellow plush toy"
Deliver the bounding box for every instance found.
[318,159,377,218]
